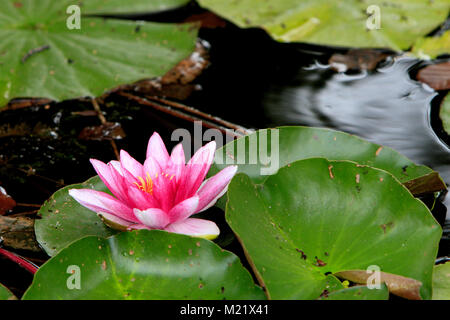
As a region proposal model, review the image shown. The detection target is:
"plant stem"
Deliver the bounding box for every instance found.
[0,248,38,274]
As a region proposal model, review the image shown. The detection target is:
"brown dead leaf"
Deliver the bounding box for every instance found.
[329,49,392,72]
[0,187,16,215]
[416,62,450,90]
[0,215,41,251]
[336,269,423,300]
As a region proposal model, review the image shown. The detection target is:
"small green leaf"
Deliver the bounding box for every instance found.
[319,284,389,300]
[0,283,16,300]
[412,31,450,60]
[432,262,450,300]
[440,93,450,136]
[35,176,118,257]
[197,0,450,50]
[0,0,199,107]
[23,230,265,300]
[226,158,441,299]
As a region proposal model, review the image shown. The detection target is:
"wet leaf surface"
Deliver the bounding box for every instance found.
[197,0,450,50]
[23,230,266,300]
[226,159,441,299]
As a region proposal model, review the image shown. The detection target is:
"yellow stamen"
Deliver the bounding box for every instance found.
[134,172,153,194]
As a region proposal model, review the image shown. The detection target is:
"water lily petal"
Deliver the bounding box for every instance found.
[133,208,170,229]
[120,150,143,178]
[165,218,220,239]
[68,189,138,223]
[197,165,238,212]
[168,143,185,183]
[109,160,123,176]
[143,155,162,177]
[146,132,170,169]
[175,141,216,202]
[90,159,128,202]
[168,195,199,222]
[126,185,159,210]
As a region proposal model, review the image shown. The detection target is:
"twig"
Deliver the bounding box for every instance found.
[21,45,50,64]
[8,209,39,217]
[0,248,38,274]
[117,92,248,139]
[146,96,251,135]
[91,98,120,160]
[15,203,41,208]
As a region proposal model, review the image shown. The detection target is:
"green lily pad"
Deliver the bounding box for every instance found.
[23,230,265,300]
[35,176,118,257]
[440,93,450,136]
[432,262,450,300]
[0,0,198,107]
[412,31,450,60]
[225,158,441,299]
[210,127,446,198]
[318,284,389,300]
[0,283,16,300]
[197,0,450,50]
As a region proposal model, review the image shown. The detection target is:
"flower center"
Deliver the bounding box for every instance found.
[134,172,153,195]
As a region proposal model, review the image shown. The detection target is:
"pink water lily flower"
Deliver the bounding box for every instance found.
[69,132,237,239]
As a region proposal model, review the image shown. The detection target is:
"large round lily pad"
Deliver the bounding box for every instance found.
[225,158,442,299]
[210,127,445,196]
[0,0,198,107]
[23,230,265,300]
[35,176,118,257]
[197,0,450,50]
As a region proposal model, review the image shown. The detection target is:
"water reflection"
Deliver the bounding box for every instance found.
[263,57,450,216]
